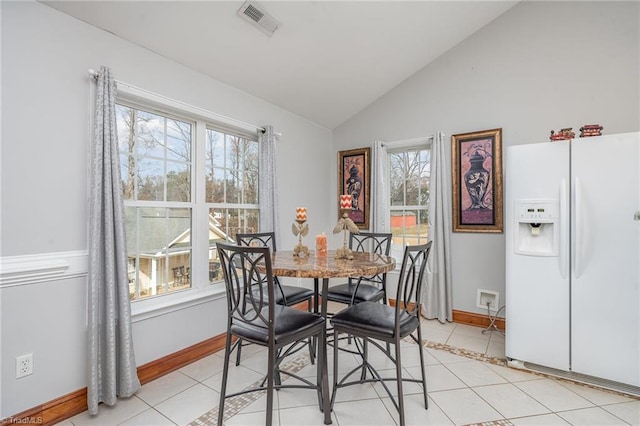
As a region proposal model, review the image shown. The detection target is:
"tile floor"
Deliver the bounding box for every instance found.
[59,318,639,426]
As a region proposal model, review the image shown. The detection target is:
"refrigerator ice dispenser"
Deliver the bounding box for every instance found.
[514,200,558,256]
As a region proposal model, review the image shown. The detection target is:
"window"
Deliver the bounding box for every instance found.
[205,129,260,239]
[116,100,259,302]
[388,145,431,260]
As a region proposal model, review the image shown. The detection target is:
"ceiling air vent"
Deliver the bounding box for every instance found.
[237,1,281,36]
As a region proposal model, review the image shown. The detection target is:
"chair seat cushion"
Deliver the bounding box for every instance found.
[330,302,419,340]
[232,305,325,346]
[252,284,314,306]
[326,282,384,305]
[277,285,315,306]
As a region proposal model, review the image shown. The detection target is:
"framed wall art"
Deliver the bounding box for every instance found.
[338,147,370,229]
[451,128,503,233]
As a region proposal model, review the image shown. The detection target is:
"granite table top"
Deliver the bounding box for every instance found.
[267,250,396,279]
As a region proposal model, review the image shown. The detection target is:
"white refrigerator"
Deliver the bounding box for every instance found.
[505,132,640,390]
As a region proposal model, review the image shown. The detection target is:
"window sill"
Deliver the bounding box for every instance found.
[131,283,226,323]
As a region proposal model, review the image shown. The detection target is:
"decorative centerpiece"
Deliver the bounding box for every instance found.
[292,207,309,257]
[333,195,359,259]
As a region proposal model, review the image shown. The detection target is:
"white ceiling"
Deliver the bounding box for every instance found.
[43,1,518,129]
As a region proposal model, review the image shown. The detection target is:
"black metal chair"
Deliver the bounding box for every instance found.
[236,232,315,308]
[235,232,316,365]
[325,232,392,306]
[326,232,392,351]
[330,241,432,426]
[216,242,328,426]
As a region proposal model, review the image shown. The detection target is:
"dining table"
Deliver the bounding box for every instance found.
[267,250,396,425]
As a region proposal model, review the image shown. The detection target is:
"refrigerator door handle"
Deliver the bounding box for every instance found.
[559,178,569,279]
[574,176,582,279]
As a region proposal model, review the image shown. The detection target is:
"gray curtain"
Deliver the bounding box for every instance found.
[259,125,280,238]
[422,131,453,322]
[372,140,390,233]
[88,66,140,415]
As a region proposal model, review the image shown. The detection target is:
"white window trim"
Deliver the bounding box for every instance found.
[130,282,226,322]
[116,82,262,136]
[384,136,431,153]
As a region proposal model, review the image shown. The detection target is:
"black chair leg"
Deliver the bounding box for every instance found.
[218,332,233,426]
[330,329,340,410]
[360,338,368,381]
[395,340,406,426]
[266,345,275,426]
[315,325,327,414]
[382,298,391,355]
[235,338,243,366]
[416,326,428,409]
[307,298,316,365]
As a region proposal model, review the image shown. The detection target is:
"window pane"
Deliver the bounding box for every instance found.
[390,152,406,206]
[245,209,260,234]
[125,207,192,300]
[418,176,430,207]
[244,171,259,204]
[209,207,259,244]
[166,161,190,202]
[227,208,241,241]
[166,119,192,162]
[117,105,192,204]
[207,208,225,283]
[388,146,431,263]
[244,140,259,178]
[406,176,420,205]
[137,158,164,201]
[205,168,224,203]
[117,105,136,200]
[390,177,405,206]
[226,169,242,204]
[205,129,258,205]
[206,130,224,168]
[225,134,244,171]
[136,110,165,158]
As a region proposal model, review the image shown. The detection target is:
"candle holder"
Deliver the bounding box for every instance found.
[333,208,359,259]
[292,219,310,257]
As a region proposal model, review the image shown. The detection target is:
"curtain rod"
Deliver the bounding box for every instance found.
[88,69,275,135]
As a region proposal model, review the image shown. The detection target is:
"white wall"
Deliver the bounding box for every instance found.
[0,1,332,417]
[333,1,640,315]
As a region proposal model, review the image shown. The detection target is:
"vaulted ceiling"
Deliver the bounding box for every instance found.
[43,1,518,129]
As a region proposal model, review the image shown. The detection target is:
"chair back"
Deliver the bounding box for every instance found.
[217,242,275,335]
[236,232,277,251]
[350,232,392,255]
[394,242,433,327]
[349,232,392,286]
[236,231,286,299]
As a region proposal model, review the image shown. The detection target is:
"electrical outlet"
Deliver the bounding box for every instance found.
[16,353,33,378]
[476,289,499,311]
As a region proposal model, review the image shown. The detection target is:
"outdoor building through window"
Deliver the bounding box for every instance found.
[116,101,259,301]
[388,147,430,260]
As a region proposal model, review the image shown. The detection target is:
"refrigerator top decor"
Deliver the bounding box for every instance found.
[579,124,603,137]
[549,127,575,141]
